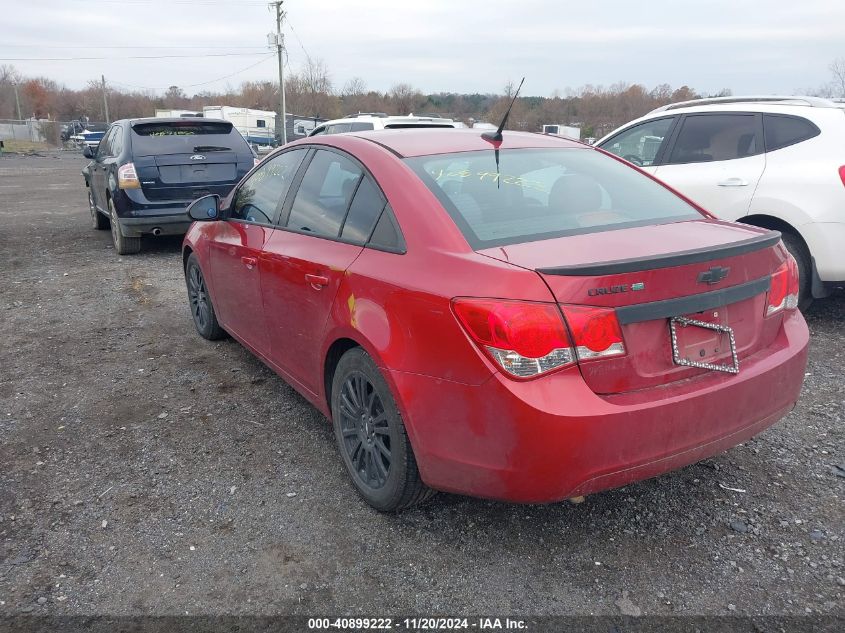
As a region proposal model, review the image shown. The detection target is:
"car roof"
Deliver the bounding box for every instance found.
[305,128,586,158]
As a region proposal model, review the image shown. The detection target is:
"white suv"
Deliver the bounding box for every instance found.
[308,113,458,136]
[596,96,845,308]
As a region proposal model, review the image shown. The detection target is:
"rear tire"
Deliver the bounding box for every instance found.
[781,232,812,311]
[109,197,141,255]
[89,189,109,230]
[185,253,227,341]
[330,348,434,512]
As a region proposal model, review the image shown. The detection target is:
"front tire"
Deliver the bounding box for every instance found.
[185,253,227,340]
[781,232,812,311]
[109,197,141,255]
[330,348,434,512]
[89,189,109,230]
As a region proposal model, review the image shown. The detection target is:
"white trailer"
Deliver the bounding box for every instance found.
[542,124,581,140]
[203,106,275,146]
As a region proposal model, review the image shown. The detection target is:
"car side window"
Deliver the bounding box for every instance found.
[348,122,375,132]
[763,114,820,152]
[231,148,307,224]
[600,117,675,167]
[340,176,386,244]
[285,150,363,238]
[667,114,760,164]
[110,127,123,157]
[326,123,352,134]
[96,128,115,159]
[309,125,327,136]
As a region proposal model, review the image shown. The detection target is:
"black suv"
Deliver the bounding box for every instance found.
[83,118,256,254]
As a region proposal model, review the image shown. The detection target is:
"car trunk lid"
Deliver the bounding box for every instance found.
[477,219,786,394]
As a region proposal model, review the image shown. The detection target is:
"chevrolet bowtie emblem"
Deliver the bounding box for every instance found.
[697,266,730,284]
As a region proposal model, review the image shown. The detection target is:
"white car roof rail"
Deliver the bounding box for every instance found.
[649,95,840,114]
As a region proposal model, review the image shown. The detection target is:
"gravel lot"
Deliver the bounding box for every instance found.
[0,152,843,619]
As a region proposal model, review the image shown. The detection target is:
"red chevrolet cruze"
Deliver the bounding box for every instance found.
[182,129,808,511]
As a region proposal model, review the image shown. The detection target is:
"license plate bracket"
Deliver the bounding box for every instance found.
[669,316,739,374]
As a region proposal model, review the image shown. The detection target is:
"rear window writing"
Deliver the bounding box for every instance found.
[131,121,248,155]
[406,148,701,249]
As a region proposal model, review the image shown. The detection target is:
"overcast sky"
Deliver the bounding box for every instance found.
[2,0,843,96]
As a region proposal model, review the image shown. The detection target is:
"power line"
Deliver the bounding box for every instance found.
[108,54,275,92]
[0,52,269,62]
[0,45,268,49]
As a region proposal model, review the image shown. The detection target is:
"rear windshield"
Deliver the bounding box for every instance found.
[406,148,701,248]
[130,121,248,155]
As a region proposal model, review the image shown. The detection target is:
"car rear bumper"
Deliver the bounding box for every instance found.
[118,214,192,237]
[391,310,809,503]
[112,190,193,236]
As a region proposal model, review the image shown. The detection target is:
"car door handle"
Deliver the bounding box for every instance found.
[717,177,749,187]
[241,256,258,270]
[305,273,329,289]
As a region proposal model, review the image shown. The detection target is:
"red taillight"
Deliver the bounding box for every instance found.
[452,299,627,378]
[117,162,140,189]
[452,299,574,378]
[560,305,626,360]
[766,254,800,316]
[839,165,845,188]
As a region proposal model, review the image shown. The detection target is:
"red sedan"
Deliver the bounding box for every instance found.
[182,129,808,511]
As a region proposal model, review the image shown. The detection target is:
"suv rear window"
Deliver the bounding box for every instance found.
[130,121,247,155]
[407,148,700,249]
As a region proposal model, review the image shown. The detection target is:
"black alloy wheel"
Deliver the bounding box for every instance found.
[185,254,226,340]
[330,347,434,511]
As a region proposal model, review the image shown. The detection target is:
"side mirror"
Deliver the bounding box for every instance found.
[82,146,94,159]
[187,194,221,221]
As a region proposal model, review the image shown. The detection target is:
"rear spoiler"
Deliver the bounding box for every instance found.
[537,231,781,276]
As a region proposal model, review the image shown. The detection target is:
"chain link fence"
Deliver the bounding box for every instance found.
[0,119,109,149]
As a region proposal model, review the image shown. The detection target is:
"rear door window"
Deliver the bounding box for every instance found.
[285,150,363,237]
[231,148,307,224]
[763,114,820,151]
[667,114,761,164]
[348,122,375,132]
[340,176,385,244]
[599,117,676,166]
[130,121,248,156]
[96,127,116,159]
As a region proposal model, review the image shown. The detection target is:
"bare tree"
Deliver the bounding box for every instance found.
[830,58,845,97]
[388,83,423,115]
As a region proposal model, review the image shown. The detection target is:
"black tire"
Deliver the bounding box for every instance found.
[89,189,109,230]
[108,197,141,255]
[330,348,434,511]
[185,253,227,341]
[781,232,813,311]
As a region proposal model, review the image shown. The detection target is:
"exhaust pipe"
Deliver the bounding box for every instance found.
[151,227,162,236]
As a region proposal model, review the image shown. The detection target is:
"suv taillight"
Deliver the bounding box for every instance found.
[117,162,140,189]
[452,299,626,379]
[839,165,845,187]
[766,254,800,315]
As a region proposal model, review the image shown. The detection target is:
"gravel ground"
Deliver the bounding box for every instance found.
[0,152,843,618]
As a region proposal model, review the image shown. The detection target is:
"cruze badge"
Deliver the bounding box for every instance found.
[190,154,207,161]
[588,282,645,297]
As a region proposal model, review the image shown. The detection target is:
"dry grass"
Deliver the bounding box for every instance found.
[1,139,53,154]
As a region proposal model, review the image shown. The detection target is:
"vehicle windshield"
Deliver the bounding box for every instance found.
[131,121,245,156]
[406,148,701,248]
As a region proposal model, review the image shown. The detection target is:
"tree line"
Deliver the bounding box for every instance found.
[2,57,843,140]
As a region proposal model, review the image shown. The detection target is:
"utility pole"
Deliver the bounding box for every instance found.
[272,1,287,145]
[12,80,22,120]
[101,75,110,124]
